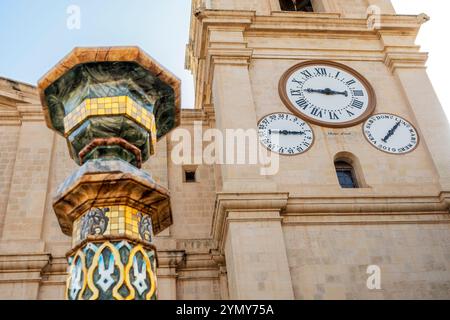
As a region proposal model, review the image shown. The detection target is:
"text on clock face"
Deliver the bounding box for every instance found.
[285,65,370,123]
[258,113,314,155]
[364,114,419,154]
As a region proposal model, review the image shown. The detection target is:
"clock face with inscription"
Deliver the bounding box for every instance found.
[258,113,314,155]
[363,113,419,154]
[279,60,376,128]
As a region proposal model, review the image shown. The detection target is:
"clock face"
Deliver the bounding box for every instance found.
[258,113,314,155]
[363,113,419,154]
[279,60,376,128]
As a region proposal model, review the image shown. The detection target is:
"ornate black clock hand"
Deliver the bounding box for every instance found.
[269,129,305,135]
[304,88,324,94]
[304,88,348,97]
[382,121,402,143]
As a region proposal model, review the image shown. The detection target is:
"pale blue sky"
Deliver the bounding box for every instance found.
[0,0,195,107]
[0,1,448,119]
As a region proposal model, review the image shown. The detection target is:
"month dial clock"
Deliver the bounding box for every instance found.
[363,113,419,155]
[279,60,376,128]
[258,113,314,155]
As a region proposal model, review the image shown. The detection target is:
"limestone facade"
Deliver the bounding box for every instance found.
[0,0,450,299]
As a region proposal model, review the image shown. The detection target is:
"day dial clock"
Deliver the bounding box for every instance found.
[363,113,419,154]
[279,60,376,128]
[258,113,314,155]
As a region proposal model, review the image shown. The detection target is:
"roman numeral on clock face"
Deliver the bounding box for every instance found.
[346,79,356,86]
[296,99,309,110]
[290,89,302,96]
[315,68,327,76]
[301,70,313,79]
[311,108,323,118]
[329,112,339,120]
[351,100,364,109]
[353,90,364,96]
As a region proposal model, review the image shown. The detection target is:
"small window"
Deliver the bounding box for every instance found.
[335,161,358,189]
[183,166,197,183]
[280,0,314,12]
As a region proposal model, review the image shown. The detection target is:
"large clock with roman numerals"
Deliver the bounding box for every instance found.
[279,60,376,128]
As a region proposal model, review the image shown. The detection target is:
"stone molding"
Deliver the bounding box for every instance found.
[284,193,450,225]
[285,194,450,214]
[211,192,289,250]
[0,104,45,125]
[211,192,450,250]
[0,253,51,283]
[157,250,185,270]
[384,51,429,73]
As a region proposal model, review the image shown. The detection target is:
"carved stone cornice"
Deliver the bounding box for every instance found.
[384,51,429,72]
[180,108,208,125]
[0,108,21,125]
[0,104,45,125]
[157,250,186,269]
[208,48,253,66]
[283,194,450,226]
[188,11,429,63]
[17,104,47,122]
[0,253,51,283]
[211,192,289,250]
[0,253,51,272]
[0,77,40,106]
[286,194,450,214]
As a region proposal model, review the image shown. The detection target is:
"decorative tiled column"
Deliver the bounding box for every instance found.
[37,47,181,300]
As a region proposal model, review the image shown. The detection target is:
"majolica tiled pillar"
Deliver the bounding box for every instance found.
[37,47,181,300]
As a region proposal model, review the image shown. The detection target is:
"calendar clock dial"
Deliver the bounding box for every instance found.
[258,113,314,155]
[363,113,419,155]
[279,60,376,128]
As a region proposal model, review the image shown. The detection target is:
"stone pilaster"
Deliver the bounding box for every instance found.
[212,193,293,299]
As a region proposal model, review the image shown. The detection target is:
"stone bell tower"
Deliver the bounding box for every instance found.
[186,0,450,299]
[38,47,180,300]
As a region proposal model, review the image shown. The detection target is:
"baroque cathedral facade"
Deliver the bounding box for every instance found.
[0,0,449,299]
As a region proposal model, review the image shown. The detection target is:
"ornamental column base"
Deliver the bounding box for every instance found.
[67,239,157,300]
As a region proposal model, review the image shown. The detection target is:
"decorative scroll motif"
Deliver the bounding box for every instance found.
[66,240,157,300]
[80,208,110,239]
[138,213,153,242]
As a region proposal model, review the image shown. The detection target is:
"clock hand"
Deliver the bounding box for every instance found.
[269,129,305,136]
[304,88,348,97]
[382,121,402,143]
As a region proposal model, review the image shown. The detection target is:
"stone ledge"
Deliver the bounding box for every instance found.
[0,253,51,283]
[211,192,289,250]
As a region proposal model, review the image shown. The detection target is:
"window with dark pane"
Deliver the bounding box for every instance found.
[184,169,197,183]
[280,0,314,12]
[335,161,358,189]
